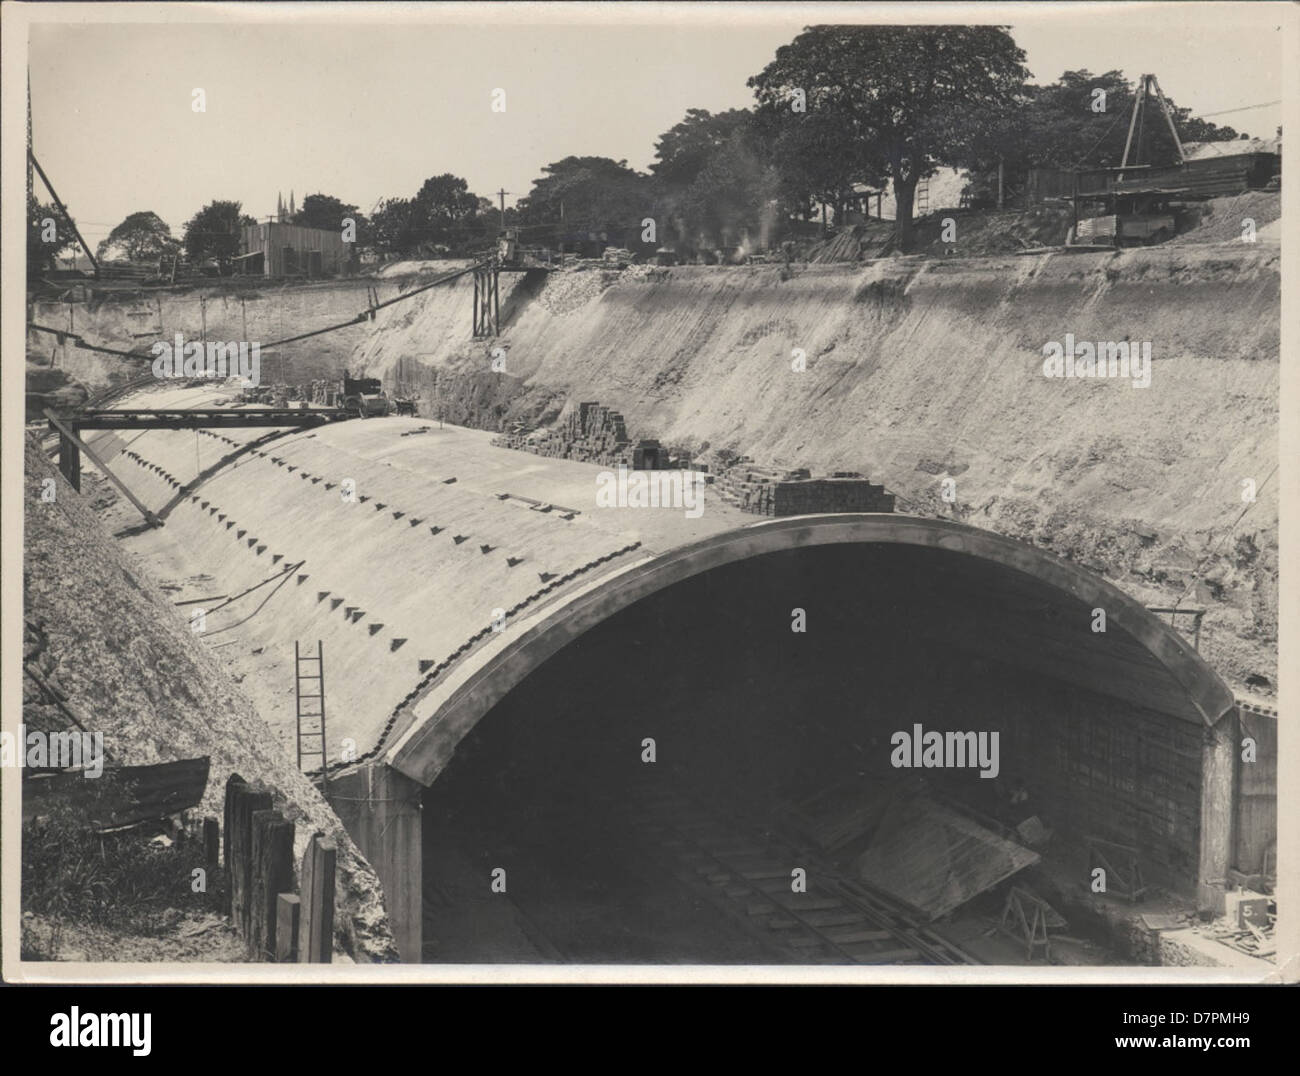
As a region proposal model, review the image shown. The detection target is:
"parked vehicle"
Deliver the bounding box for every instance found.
[339,375,391,418]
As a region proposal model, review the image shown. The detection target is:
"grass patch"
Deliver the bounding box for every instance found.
[22,780,228,939]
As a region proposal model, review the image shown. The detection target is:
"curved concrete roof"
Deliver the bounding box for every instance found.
[386,513,1236,785]
[102,386,1234,791]
[97,384,750,773]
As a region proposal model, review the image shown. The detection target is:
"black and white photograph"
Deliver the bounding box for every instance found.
[2,0,1294,1010]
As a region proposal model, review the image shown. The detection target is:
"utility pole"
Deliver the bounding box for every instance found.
[27,73,33,205]
[495,188,511,233]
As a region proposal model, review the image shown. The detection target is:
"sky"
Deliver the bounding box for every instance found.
[26,5,1285,252]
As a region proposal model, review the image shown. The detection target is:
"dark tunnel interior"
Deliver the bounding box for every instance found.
[420,543,1204,963]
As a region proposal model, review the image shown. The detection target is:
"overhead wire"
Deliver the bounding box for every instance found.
[28,259,484,365]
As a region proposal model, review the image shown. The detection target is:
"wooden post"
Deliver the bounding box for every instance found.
[222,774,246,915]
[56,430,81,492]
[276,894,301,963]
[203,816,220,868]
[43,409,160,527]
[231,785,272,943]
[1071,170,1079,243]
[248,807,276,958]
[298,833,337,963]
[250,809,295,960]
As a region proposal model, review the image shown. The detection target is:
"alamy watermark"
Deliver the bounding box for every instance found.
[151,333,262,386]
[1042,334,1151,389]
[890,722,999,779]
[50,1008,151,1056]
[596,466,706,519]
[2,725,105,777]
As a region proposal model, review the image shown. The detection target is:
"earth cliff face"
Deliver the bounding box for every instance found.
[23,438,401,962]
[353,247,1279,694]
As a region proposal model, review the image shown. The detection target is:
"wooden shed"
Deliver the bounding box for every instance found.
[238,221,354,278]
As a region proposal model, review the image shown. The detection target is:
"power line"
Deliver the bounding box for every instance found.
[1073,113,1124,167]
[27,259,485,360]
[1198,99,1282,118]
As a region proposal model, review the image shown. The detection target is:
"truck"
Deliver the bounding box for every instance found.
[338,375,391,418]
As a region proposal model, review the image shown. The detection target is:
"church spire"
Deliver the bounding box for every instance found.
[289,190,295,218]
[277,192,284,222]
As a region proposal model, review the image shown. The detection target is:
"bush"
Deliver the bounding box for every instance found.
[22,782,228,937]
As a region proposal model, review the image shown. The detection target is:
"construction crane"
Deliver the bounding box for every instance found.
[1117,73,1186,180]
[1067,73,1189,249]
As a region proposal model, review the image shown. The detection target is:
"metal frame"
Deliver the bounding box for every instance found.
[472,260,500,337]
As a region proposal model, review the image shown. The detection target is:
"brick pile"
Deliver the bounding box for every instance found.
[714,460,895,516]
[493,402,892,517]
[492,401,634,467]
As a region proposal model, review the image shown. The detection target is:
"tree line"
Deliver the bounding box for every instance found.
[30,26,1250,276]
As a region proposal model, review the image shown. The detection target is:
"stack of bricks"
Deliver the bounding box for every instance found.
[773,476,895,515]
[491,403,889,517]
[713,459,806,515]
[492,402,634,467]
[714,461,895,517]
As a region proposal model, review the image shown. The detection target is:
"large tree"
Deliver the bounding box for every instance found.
[182,200,253,271]
[27,194,78,276]
[679,131,784,252]
[411,173,482,247]
[370,197,419,256]
[768,108,887,228]
[961,69,1244,207]
[96,211,179,263]
[651,108,755,188]
[749,25,1029,247]
[517,156,653,247]
[292,192,369,244]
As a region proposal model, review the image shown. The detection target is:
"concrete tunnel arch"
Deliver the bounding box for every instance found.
[365,511,1244,960]
[387,512,1236,786]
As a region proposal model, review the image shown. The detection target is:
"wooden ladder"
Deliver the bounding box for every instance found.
[294,641,328,795]
[916,176,930,217]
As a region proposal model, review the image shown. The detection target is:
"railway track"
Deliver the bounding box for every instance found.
[620,779,978,966]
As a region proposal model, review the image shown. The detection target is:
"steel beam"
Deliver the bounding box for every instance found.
[44,409,161,528]
[72,408,351,431]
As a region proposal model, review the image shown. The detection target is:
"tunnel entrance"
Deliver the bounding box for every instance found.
[418,539,1217,964]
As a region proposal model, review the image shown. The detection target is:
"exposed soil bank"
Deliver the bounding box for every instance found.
[25,274,435,405]
[354,246,1279,694]
[23,437,400,962]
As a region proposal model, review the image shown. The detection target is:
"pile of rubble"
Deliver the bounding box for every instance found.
[1208,886,1276,959]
